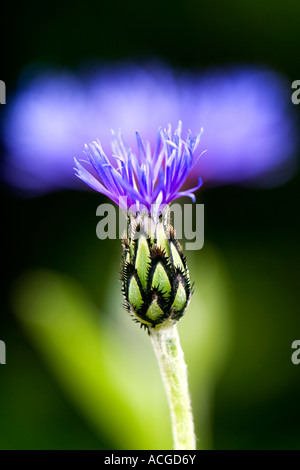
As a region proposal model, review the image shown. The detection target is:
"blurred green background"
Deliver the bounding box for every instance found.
[1,0,300,450]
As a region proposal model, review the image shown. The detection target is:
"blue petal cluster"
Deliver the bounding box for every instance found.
[74,122,203,214]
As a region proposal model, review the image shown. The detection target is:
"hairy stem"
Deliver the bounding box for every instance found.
[150,322,196,450]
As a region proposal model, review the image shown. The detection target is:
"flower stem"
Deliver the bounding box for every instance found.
[149,322,196,450]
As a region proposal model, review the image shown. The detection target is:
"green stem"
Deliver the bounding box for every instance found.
[149,322,196,450]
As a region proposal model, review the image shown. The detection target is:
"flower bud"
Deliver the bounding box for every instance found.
[121,212,193,330]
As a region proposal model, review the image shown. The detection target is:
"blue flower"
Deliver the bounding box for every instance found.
[3,63,298,194]
[74,121,203,215]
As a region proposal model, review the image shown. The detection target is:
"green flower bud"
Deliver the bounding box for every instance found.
[121,212,193,330]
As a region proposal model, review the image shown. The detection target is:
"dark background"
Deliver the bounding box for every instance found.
[1,0,300,450]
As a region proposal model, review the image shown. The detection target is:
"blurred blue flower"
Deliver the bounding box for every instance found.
[2,62,298,194]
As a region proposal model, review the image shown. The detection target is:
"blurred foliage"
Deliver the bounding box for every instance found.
[1,184,300,449]
[1,0,300,450]
[8,243,232,450]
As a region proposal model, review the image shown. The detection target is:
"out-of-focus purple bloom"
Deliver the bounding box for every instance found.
[74,121,203,214]
[1,63,298,194]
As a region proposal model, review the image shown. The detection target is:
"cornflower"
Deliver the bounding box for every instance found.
[74,121,204,450]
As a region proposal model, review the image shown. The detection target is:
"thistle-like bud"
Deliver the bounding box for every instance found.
[121,211,193,330]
